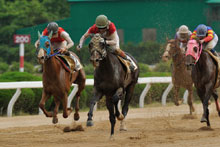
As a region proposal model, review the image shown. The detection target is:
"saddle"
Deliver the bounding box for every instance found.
[204,49,220,89]
[117,56,131,74]
[55,53,81,73]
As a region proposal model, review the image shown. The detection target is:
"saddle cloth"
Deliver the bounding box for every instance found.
[117,55,137,74]
[204,49,220,89]
[56,54,82,73]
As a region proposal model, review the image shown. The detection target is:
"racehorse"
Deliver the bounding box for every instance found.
[86,34,139,137]
[185,39,220,126]
[37,32,86,124]
[162,39,195,114]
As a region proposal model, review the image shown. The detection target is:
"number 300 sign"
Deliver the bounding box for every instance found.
[14,35,31,44]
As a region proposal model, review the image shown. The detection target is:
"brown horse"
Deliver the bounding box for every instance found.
[185,39,220,126]
[86,34,139,137]
[162,39,195,114]
[37,32,86,124]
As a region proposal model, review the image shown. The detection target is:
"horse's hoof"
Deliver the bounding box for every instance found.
[120,127,127,131]
[117,114,124,121]
[200,117,207,123]
[52,117,58,124]
[109,135,115,141]
[74,113,80,121]
[87,120,94,127]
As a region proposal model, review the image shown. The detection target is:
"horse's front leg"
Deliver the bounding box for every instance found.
[106,97,116,138]
[200,90,211,127]
[39,91,52,117]
[62,93,72,118]
[212,90,220,117]
[87,90,103,126]
[52,96,60,124]
[187,87,195,115]
[173,85,181,106]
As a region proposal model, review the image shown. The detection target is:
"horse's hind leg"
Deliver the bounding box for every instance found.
[39,92,53,117]
[187,87,195,115]
[62,93,72,118]
[212,90,220,117]
[52,96,60,124]
[120,83,136,131]
[74,69,86,121]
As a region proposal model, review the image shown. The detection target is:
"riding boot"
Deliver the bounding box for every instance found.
[116,49,135,72]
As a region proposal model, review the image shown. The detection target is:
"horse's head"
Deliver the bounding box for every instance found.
[37,31,53,64]
[162,39,179,62]
[88,33,107,67]
[185,39,202,70]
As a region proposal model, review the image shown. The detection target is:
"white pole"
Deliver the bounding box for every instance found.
[19,43,24,72]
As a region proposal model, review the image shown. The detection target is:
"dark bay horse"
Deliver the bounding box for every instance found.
[87,34,139,137]
[37,32,86,124]
[185,39,220,126]
[162,39,195,114]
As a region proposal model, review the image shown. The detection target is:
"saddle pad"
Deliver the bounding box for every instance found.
[204,49,220,89]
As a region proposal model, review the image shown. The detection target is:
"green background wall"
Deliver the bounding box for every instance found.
[17,0,220,49]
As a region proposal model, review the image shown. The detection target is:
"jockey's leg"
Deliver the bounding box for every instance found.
[69,54,81,71]
[206,34,219,57]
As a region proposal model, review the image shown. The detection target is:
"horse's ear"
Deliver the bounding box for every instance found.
[38,31,41,39]
[166,36,169,42]
[48,31,53,39]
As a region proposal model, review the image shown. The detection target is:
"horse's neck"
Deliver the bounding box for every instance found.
[98,53,118,74]
[171,47,185,64]
[43,57,60,78]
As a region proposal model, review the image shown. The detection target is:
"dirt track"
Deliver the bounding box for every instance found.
[1,103,220,147]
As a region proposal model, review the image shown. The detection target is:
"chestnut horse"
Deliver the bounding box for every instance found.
[86,34,139,137]
[185,39,220,126]
[162,39,195,114]
[37,32,86,124]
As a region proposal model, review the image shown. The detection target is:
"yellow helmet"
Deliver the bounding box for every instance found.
[95,15,109,28]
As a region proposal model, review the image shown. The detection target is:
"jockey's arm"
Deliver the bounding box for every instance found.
[61,31,74,50]
[78,29,90,49]
[105,31,120,48]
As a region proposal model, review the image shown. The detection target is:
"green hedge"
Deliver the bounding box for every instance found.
[0,71,200,116]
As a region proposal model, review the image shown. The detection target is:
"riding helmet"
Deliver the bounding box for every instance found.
[47,22,59,34]
[95,15,109,29]
[196,24,207,37]
[179,25,189,34]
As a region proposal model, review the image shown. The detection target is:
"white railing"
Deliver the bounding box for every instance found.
[0,77,188,117]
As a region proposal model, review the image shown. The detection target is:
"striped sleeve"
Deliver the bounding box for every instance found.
[190,30,197,40]
[204,29,214,42]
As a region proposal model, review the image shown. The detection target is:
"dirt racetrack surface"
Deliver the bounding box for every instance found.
[1,103,220,147]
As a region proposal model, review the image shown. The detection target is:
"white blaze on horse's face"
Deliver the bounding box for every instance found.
[37,49,45,64]
[162,43,171,62]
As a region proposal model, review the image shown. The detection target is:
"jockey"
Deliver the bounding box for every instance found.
[175,25,192,48]
[190,24,219,57]
[35,22,81,71]
[76,14,135,71]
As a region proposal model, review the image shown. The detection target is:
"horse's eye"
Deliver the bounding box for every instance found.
[193,47,198,53]
[89,42,93,49]
[45,41,50,48]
